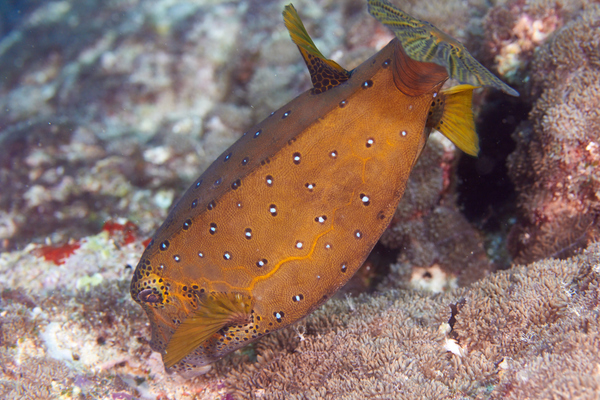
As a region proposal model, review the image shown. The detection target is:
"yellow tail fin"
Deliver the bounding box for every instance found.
[163,292,253,368]
[435,84,479,156]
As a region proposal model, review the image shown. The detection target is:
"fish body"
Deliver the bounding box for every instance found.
[131,0,517,375]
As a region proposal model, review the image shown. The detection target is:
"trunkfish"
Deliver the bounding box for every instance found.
[130,0,518,375]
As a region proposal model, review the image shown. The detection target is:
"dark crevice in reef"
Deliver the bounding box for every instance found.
[341,242,396,296]
[456,93,531,267]
[363,241,396,291]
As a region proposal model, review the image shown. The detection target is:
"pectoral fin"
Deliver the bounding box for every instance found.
[430,84,480,156]
[163,292,253,369]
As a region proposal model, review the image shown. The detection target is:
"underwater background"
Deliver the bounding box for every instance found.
[0,0,599,398]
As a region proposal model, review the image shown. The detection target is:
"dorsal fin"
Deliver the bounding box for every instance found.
[368,0,519,97]
[283,4,350,94]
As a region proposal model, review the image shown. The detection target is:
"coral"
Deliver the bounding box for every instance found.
[479,0,586,86]
[507,4,600,263]
[0,247,228,399]
[1,0,598,399]
[0,0,248,249]
[379,132,493,289]
[0,291,72,399]
[221,243,600,399]
[0,354,72,400]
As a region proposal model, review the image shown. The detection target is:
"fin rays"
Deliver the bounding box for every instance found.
[437,84,480,156]
[368,0,519,97]
[283,4,351,94]
[163,292,253,369]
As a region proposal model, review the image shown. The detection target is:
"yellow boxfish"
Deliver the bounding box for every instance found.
[130,0,518,375]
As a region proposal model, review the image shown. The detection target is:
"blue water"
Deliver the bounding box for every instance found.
[0,0,39,37]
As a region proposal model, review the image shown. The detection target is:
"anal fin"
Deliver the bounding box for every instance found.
[163,292,253,369]
[283,4,350,94]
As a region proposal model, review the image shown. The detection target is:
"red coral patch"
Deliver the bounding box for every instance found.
[34,242,81,265]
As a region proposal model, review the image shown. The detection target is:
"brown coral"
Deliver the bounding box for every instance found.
[480,0,586,85]
[220,244,600,399]
[507,5,600,263]
[0,354,72,400]
[379,133,493,289]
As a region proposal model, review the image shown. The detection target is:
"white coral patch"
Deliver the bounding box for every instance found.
[23,184,52,208]
[143,145,173,165]
[586,141,599,160]
[0,211,18,240]
[410,264,457,293]
[41,322,75,363]
[438,322,452,335]
[443,338,465,357]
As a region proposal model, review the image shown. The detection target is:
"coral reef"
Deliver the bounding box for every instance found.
[0,230,229,399]
[479,0,586,85]
[506,4,600,263]
[2,233,598,399]
[379,132,493,290]
[222,243,600,399]
[0,0,281,250]
[1,0,599,398]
